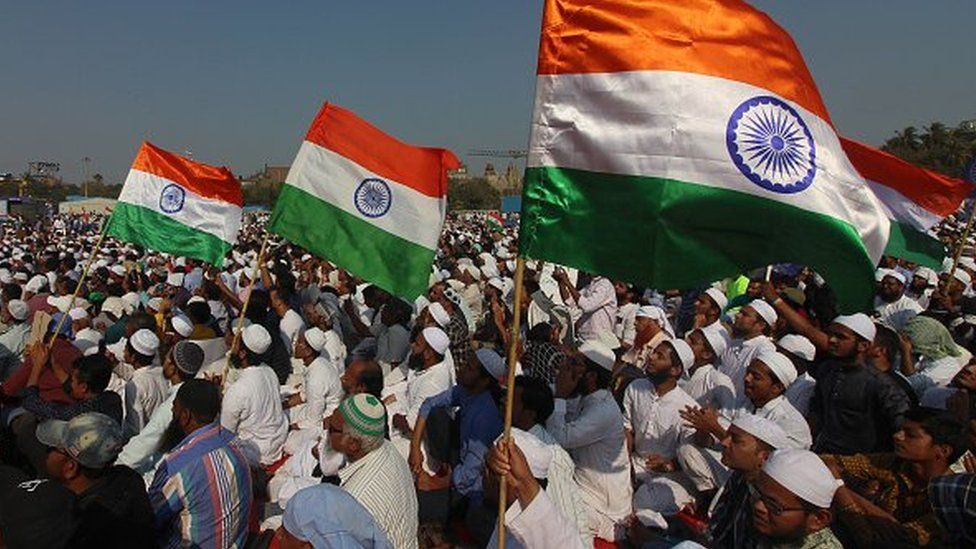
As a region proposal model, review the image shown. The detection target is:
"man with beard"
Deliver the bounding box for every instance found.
[220,324,289,467]
[622,339,699,531]
[389,327,454,442]
[906,266,938,309]
[720,300,777,406]
[547,340,632,542]
[874,269,922,331]
[621,305,673,368]
[149,380,253,549]
[809,314,909,455]
[118,340,205,475]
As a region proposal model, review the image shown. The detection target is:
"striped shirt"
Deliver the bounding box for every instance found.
[339,440,419,549]
[149,422,253,549]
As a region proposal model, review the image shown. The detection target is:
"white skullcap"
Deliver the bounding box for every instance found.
[704,287,728,310]
[427,302,450,329]
[174,257,187,267]
[303,327,328,353]
[913,267,938,286]
[301,254,312,261]
[6,299,28,321]
[498,428,552,479]
[777,334,816,361]
[101,296,126,318]
[487,277,505,291]
[475,348,506,379]
[755,350,797,388]
[68,307,89,321]
[146,297,163,311]
[421,327,450,355]
[579,339,615,371]
[762,449,842,509]
[73,328,103,355]
[959,257,976,271]
[636,305,675,337]
[696,325,729,357]
[242,324,272,355]
[746,299,778,327]
[0,271,11,284]
[25,274,48,293]
[832,313,876,342]
[876,268,906,285]
[121,292,140,314]
[187,295,205,305]
[171,314,193,337]
[662,339,695,371]
[952,269,972,286]
[130,328,160,357]
[166,272,185,287]
[731,414,791,450]
[110,264,126,276]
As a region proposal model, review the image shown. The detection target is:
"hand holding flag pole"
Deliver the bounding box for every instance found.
[220,232,270,390]
[47,219,110,349]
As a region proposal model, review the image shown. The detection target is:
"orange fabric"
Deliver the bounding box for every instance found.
[131,141,243,206]
[537,0,831,124]
[304,103,460,198]
[841,137,972,217]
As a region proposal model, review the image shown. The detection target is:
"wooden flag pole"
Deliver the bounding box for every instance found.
[220,231,270,389]
[496,256,526,549]
[947,205,976,280]
[47,221,110,348]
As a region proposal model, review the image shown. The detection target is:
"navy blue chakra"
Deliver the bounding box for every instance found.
[726,95,817,194]
[159,184,186,214]
[354,178,392,218]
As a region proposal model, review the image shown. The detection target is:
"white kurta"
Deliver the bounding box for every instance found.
[279,309,306,356]
[615,302,638,347]
[123,364,169,438]
[720,335,775,406]
[571,277,617,341]
[487,489,588,549]
[681,364,738,416]
[118,381,181,474]
[874,294,922,331]
[288,356,343,431]
[221,364,289,466]
[907,355,965,397]
[728,395,812,450]
[529,425,591,547]
[546,389,632,541]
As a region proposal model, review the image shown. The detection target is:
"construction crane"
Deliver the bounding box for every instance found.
[468,149,527,159]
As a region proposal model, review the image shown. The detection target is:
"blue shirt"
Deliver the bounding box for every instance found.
[420,386,502,499]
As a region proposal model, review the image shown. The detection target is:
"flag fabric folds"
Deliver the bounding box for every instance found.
[841,137,971,268]
[269,103,460,298]
[518,0,891,310]
[107,142,242,267]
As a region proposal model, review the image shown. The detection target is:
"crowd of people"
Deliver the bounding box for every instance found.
[0,208,973,548]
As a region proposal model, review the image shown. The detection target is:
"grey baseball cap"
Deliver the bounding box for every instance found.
[36,412,124,469]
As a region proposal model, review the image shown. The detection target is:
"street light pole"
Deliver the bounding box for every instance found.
[82,156,92,198]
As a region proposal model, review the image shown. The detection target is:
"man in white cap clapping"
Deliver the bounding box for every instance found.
[720,300,777,405]
[623,339,700,531]
[122,328,169,438]
[875,268,922,331]
[548,339,632,542]
[222,324,289,467]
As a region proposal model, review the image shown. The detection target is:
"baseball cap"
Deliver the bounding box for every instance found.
[35,413,124,469]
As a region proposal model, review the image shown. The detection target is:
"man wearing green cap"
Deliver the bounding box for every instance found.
[329,393,418,549]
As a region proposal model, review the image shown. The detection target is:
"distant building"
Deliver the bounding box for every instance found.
[484,162,522,194]
[243,164,290,186]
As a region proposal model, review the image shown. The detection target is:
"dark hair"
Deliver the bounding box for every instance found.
[515,375,554,424]
[185,301,211,325]
[125,340,155,367]
[1,283,22,302]
[74,354,113,393]
[527,323,552,343]
[175,379,221,424]
[873,324,900,362]
[128,312,157,333]
[904,407,968,463]
[356,360,385,399]
[245,290,269,322]
[584,360,612,389]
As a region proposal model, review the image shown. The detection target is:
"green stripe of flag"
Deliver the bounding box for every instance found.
[519,166,876,311]
[106,202,231,266]
[883,220,946,269]
[269,185,435,298]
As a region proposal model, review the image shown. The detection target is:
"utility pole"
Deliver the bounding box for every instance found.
[82,156,92,197]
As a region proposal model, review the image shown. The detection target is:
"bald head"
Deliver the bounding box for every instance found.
[341,359,383,399]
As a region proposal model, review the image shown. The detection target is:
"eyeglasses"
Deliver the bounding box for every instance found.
[747,483,809,516]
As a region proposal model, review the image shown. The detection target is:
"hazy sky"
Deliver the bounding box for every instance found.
[2,1,973,184]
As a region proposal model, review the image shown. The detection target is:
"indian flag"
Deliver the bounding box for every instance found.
[107,142,242,266]
[841,137,971,269]
[519,0,891,310]
[487,211,504,232]
[269,103,460,298]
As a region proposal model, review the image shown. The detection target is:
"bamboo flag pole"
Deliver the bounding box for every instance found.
[496,255,526,549]
[947,205,976,280]
[47,221,110,348]
[220,232,270,389]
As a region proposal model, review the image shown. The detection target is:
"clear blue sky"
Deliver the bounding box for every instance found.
[2,1,973,184]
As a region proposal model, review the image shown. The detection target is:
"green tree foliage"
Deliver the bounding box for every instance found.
[881,121,976,178]
[447,177,500,211]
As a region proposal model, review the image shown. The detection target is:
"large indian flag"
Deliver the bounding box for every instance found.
[107,142,242,266]
[841,137,971,268]
[269,103,460,298]
[519,0,891,310]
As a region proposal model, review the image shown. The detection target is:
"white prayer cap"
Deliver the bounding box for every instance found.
[755,350,797,388]
[68,307,89,321]
[731,414,791,450]
[303,327,328,353]
[242,324,272,354]
[13,272,27,282]
[746,299,777,327]
[73,328,103,355]
[171,314,193,338]
[0,270,11,284]
[762,449,842,509]
[696,325,729,357]
[959,257,976,271]
[110,264,126,277]
[130,328,160,357]
[487,277,505,291]
[703,287,728,310]
[777,334,816,361]
[101,296,126,318]
[146,297,163,312]
[499,428,552,479]
[187,295,206,305]
[876,268,905,285]
[421,327,450,355]
[25,275,48,293]
[475,348,506,379]
[662,339,695,371]
[174,256,187,267]
[578,339,615,371]
[913,266,938,286]
[121,292,140,314]
[427,302,450,329]
[952,269,972,287]
[300,254,312,262]
[636,305,675,337]
[6,299,28,321]
[166,272,185,287]
[831,313,876,341]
